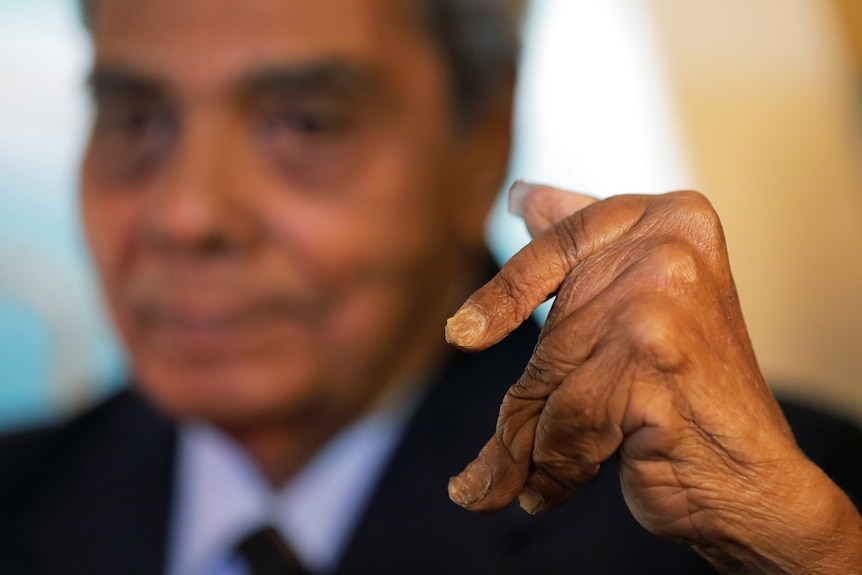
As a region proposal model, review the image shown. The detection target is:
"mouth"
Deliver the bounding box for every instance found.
[142,304,267,330]
[129,295,317,359]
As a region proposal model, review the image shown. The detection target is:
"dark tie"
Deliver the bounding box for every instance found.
[235,526,309,575]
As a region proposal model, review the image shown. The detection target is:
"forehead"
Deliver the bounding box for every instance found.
[89,0,431,85]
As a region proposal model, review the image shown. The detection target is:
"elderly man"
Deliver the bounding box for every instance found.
[1,0,860,574]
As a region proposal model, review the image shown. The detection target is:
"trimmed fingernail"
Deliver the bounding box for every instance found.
[448,459,493,508]
[518,488,545,515]
[444,303,487,348]
[508,179,542,217]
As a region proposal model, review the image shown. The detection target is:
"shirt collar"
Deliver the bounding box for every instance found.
[167,380,426,575]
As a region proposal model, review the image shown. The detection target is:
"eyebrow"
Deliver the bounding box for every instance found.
[86,67,167,100]
[85,58,376,105]
[236,59,376,101]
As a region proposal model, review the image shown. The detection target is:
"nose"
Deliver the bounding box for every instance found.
[142,115,255,256]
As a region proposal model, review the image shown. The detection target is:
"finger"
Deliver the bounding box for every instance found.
[508,181,598,238]
[448,390,544,512]
[519,351,629,514]
[445,194,649,351]
[450,313,628,515]
[518,469,574,515]
[450,264,643,514]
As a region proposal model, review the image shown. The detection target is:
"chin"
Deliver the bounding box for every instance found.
[133,359,323,428]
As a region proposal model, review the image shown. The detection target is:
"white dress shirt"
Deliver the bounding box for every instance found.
[166,382,426,575]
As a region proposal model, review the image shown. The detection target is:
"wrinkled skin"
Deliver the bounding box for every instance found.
[447,184,862,574]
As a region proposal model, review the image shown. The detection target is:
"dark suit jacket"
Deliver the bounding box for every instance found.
[1,318,860,574]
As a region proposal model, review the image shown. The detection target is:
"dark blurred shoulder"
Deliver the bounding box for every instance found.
[778,396,862,507]
[0,389,172,508]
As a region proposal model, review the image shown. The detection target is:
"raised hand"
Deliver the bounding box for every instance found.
[446,183,862,574]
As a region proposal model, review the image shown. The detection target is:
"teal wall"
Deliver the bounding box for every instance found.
[0,0,125,430]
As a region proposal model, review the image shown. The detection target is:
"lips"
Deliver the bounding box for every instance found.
[139,301,275,330]
[126,290,320,360]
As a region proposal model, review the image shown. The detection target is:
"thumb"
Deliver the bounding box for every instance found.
[509,181,598,238]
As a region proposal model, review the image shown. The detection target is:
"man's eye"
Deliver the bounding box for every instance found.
[262,108,346,138]
[95,101,172,138]
[90,99,176,179]
[113,109,155,133]
[254,100,358,185]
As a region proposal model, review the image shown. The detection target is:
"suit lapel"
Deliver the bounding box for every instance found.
[334,319,547,575]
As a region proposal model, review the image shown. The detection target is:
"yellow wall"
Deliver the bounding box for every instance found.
[834,0,862,71]
[648,0,862,420]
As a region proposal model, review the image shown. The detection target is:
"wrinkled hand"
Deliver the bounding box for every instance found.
[446,183,862,574]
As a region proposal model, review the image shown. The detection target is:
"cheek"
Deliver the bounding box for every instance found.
[260,149,453,286]
[253,150,460,374]
[82,199,140,283]
[79,178,147,346]
[80,154,139,271]
[81,196,124,274]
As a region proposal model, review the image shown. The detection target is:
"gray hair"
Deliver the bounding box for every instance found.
[78,0,524,127]
[418,0,525,127]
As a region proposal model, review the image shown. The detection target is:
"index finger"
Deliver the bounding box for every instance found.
[445,191,650,351]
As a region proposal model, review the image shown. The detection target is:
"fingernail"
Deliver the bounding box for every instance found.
[518,488,545,515]
[445,303,487,348]
[508,179,542,217]
[448,459,493,508]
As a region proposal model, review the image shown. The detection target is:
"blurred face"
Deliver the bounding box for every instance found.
[80,0,508,428]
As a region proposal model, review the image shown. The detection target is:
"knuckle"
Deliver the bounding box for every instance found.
[496,391,544,461]
[545,381,603,428]
[531,392,610,485]
[555,208,588,264]
[663,190,725,245]
[666,189,714,218]
[613,297,687,373]
[533,440,601,485]
[511,364,553,401]
[497,255,543,320]
[521,354,554,390]
[641,237,704,291]
[527,335,582,381]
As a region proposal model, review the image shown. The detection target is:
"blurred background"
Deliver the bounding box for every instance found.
[1,0,861,431]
